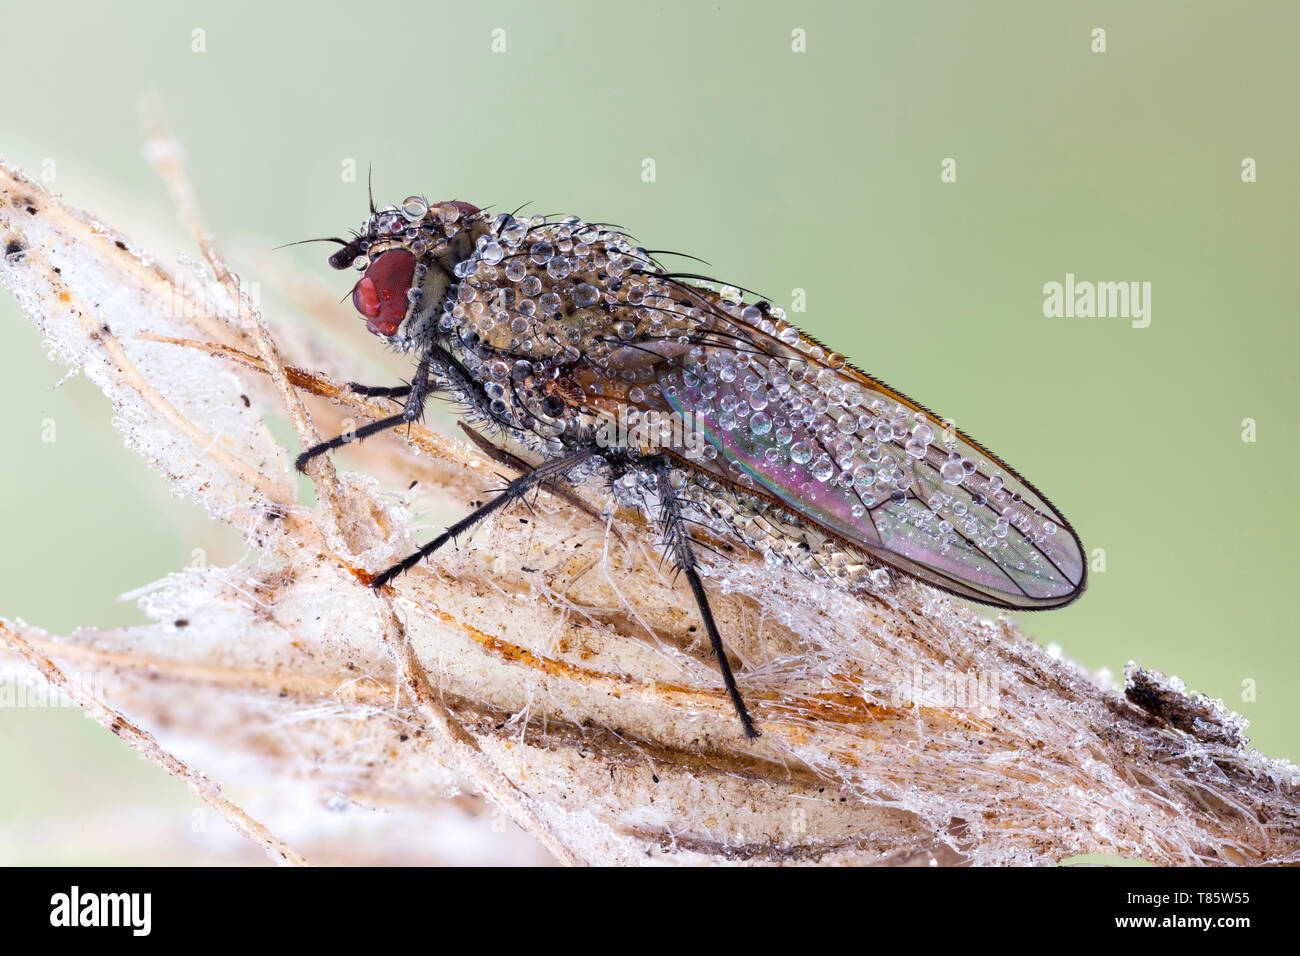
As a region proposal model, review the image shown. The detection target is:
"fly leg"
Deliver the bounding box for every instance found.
[456,422,624,544]
[344,383,412,398]
[295,352,432,472]
[370,448,593,589]
[647,457,759,739]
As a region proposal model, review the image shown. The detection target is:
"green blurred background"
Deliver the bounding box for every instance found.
[1,1,1295,863]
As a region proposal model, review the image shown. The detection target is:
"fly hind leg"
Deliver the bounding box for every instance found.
[647,458,759,739]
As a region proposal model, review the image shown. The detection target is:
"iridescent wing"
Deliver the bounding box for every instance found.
[580,275,1086,610]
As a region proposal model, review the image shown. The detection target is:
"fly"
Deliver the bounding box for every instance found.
[294,194,1087,739]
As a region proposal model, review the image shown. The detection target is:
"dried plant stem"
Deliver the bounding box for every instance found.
[98,327,294,504]
[0,622,308,866]
[382,608,588,866]
[139,99,345,525]
[138,103,590,864]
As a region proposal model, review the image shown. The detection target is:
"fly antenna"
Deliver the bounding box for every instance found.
[273,236,348,251]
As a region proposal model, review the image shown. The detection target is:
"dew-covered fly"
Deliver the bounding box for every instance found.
[296,194,1087,739]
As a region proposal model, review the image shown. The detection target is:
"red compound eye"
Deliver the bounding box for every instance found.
[353,249,416,336]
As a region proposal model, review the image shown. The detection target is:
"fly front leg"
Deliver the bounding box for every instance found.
[344,382,412,398]
[295,351,433,472]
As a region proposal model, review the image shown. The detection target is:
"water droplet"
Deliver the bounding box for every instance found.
[501,218,527,244]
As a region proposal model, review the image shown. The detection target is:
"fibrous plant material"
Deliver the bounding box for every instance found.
[1,130,1297,866]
